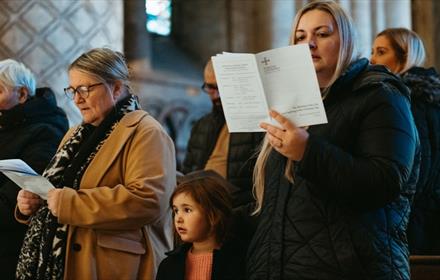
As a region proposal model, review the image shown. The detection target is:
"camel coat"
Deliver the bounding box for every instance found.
[56,111,176,279]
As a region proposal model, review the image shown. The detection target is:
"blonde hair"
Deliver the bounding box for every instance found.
[253,0,360,214]
[376,28,426,74]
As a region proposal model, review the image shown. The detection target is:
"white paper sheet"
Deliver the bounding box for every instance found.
[0,159,54,199]
[212,44,327,132]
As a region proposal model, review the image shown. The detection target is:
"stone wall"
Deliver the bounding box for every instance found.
[0,0,123,125]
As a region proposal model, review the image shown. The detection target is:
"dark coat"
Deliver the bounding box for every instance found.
[246,59,420,280]
[156,241,247,280]
[0,88,68,279]
[404,67,440,254]
[182,107,264,207]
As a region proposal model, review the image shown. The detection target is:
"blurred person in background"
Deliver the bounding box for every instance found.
[0,58,68,279]
[371,27,440,255]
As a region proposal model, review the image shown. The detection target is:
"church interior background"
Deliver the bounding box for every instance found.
[0,0,439,169]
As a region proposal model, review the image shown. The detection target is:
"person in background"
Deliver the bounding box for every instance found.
[15,48,176,280]
[371,27,440,255]
[182,59,263,209]
[246,1,419,279]
[182,59,264,246]
[0,59,68,279]
[156,170,246,280]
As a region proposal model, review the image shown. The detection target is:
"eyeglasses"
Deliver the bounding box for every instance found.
[64,82,104,99]
[201,82,218,93]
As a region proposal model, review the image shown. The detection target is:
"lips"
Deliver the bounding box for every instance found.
[177,227,187,234]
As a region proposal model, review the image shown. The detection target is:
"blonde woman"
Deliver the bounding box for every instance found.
[372,28,440,255]
[246,1,419,279]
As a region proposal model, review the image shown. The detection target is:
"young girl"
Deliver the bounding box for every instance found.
[156,170,247,280]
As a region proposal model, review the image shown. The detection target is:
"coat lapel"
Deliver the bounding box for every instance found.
[80,111,148,189]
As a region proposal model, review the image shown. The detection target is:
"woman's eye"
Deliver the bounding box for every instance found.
[317,32,329,37]
[295,35,304,42]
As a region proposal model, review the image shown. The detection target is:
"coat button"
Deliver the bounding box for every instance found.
[72,243,82,251]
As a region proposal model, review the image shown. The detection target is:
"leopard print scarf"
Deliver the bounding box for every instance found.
[16,95,139,280]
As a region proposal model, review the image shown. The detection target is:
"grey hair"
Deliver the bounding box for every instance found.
[253,0,360,214]
[0,59,36,96]
[69,47,132,96]
[376,28,426,74]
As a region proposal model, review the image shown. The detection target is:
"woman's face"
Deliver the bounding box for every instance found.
[0,83,22,110]
[294,9,340,88]
[370,35,402,74]
[68,69,117,126]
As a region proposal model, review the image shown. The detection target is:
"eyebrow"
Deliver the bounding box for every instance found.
[296,25,332,33]
[173,203,193,208]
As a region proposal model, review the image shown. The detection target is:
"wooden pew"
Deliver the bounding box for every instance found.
[410,255,440,280]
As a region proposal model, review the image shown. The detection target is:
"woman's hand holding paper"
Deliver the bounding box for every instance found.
[17,189,42,216]
[260,110,309,161]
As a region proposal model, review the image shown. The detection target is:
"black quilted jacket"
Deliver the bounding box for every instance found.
[246,59,420,280]
[404,67,440,254]
[182,108,264,207]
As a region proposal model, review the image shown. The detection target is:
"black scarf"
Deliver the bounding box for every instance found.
[16,95,139,280]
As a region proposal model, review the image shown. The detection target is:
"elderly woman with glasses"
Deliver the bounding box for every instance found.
[0,59,68,280]
[15,48,176,280]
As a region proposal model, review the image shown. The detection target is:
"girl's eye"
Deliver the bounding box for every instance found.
[184,207,192,213]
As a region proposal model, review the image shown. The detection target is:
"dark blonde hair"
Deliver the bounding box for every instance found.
[376,28,426,74]
[69,47,132,95]
[170,170,233,244]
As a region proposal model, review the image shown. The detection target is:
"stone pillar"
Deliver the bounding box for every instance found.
[351,0,373,56]
[384,0,411,28]
[0,0,123,125]
[412,0,440,70]
[271,0,295,48]
[334,0,411,58]
[124,0,152,77]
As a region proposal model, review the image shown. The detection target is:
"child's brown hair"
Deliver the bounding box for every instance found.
[171,170,233,244]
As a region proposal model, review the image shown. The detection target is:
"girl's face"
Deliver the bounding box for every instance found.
[172,192,213,244]
[294,9,340,88]
[370,35,403,74]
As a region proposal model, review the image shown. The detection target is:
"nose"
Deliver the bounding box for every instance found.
[73,92,84,103]
[175,213,183,223]
[308,38,317,49]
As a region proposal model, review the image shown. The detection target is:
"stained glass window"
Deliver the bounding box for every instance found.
[146,0,171,36]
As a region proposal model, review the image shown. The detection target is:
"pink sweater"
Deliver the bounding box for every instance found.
[185,250,213,280]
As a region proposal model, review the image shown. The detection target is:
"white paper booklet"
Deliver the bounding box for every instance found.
[212,44,327,132]
[0,159,54,199]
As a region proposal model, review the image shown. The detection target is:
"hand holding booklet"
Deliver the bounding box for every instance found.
[211,44,327,132]
[0,159,54,199]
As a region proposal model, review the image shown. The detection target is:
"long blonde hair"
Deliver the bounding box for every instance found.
[253,0,360,214]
